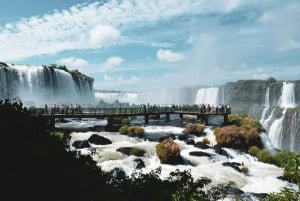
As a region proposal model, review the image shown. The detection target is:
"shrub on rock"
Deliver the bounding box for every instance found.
[214,114,264,151]
[183,123,205,135]
[119,125,128,134]
[119,125,144,137]
[156,138,183,164]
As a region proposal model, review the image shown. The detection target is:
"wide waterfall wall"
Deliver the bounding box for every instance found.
[0,63,95,107]
[95,91,139,104]
[194,87,221,106]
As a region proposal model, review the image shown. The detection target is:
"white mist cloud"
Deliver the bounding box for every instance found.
[258,2,300,52]
[156,49,185,63]
[100,56,124,72]
[57,57,88,70]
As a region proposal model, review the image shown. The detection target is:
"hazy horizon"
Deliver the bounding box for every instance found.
[1,0,299,91]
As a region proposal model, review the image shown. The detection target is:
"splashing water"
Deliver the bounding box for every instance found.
[195,87,219,106]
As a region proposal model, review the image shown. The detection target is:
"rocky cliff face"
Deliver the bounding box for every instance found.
[222,78,300,153]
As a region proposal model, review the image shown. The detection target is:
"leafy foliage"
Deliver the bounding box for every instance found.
[262,187,300,201]
[156,138,182,164]
[119,125,144,137]
[214,114,264,151]
[228,114,265,132]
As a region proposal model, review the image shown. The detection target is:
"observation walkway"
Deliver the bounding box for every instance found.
[42,104,231,127]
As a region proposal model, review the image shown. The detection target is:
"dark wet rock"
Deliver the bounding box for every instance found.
[177,134,193,141]
[185,138,195,145]
[88,134,112,145]
[228,187,244,195]
[194,142,210,149]
[177,134,195,145]
[55,118,69,123]
[189,151,212,158]
[0,62,8,67]
[222,162,242,172]
[72,140,90,149]
[213,144,230,158]
[133,158,145,169]
[117,147,146,157]
[109,167,126,179]
[89,125,105,132]
[159,134,176,142]
[250,193,269,200]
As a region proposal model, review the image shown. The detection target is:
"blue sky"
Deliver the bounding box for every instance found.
[1,0,300,91]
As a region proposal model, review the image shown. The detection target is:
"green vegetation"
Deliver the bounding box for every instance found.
[262,187,300,201]
[228,114,265,132]
[250,146,300,185]
[183,116,196,123]
[119,125,144,137]
[183,123,205,135]
[214,114,263,151]
[3,98,299,200]
[156,138,182,164]
[128,126,145,137]
[119,125,129,134]
[202,137,210,145]
[0,98,234,201]
[248,145,261,156]
[240,166,249,175]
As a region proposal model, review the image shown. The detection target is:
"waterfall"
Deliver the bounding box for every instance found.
[290,112,297,152]
[279,82,296,108]
[0,63,95,106]
[267,82,296,150]
[260,87,270,125]
[95,91,139,104]
[268,109,286,149]
[259,133,275,151]
[194,87,219,106]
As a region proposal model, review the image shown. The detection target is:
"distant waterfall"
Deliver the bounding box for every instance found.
[279,82,296,108]
[267,82,296,150]
[194,87,219,106]
[260,87,270,125]
[95,91,139,104]
[268,109,286,149]
[290,112,297,151]
[0,63,95,106]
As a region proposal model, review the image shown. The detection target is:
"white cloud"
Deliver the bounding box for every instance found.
[0,0,226,61]
[156,49,185,62]
[223,0,241,12]
[57,57,88,70]
[131,76,140,81]
[104,74,115,81]
[100,56,124,72]
[89,25,120,46]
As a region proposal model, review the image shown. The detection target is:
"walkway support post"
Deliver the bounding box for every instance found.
[107,116,114,127]
[166,113,170,122]
[145,114,149,125]
[200,114,208,125]
[224,114,229,125]
[49,117,55,128]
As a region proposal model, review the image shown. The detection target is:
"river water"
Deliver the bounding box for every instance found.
[56,118,298,200]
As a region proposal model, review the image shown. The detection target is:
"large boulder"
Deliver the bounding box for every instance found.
[116,147,146,157]
[156,138,183,164]
[183,124,205,136]
[72,140,90,149]
[88,134,112,145]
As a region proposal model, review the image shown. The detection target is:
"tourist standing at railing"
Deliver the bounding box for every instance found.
[44,104,48,114]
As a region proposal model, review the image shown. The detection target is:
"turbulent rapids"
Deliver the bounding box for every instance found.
[56,118,298,200]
